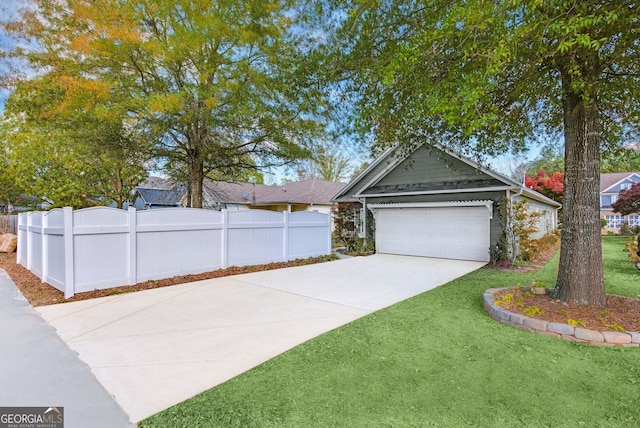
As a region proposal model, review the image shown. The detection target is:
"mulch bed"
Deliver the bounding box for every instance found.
[493,287,640,333]
[487,241,640,334]
[0,252,337,307]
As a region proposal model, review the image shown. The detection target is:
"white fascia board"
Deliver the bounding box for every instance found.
[518,187,563,208]
[368,200,495,218]
[332,146,398,200]
[354,148,414,197]
[356,185,512,198]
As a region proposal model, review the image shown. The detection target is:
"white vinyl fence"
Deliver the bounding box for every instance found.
[17,207,331,298]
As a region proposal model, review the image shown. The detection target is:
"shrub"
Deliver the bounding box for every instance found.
[619,221,632,236]
[493,197,543,263]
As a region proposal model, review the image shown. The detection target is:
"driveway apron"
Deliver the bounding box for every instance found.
[0,271,135,428]
[34,254,484,423]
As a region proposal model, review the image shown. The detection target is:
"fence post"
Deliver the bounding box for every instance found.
[326,212,332,256]
[63,207,75,299]
[283,210,289,262]
[128,207,137,285]
[16,213,25,266]
[42,211,49,285]
[26,212,33,272]
[221,209,228,269]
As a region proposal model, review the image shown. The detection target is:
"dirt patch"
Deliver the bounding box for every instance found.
[0,252,337,307]
[493,287,640,333]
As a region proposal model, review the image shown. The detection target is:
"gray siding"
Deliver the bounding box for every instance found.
[513,195,557,238]
[363,146,503,194]
[349,151,402,195]
[612,177,640,192]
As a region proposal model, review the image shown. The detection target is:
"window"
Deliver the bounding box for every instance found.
[621,183,632,190]
[630,215,640,227]
[605,215,624,229]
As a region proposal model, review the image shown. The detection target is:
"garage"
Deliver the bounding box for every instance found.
[371,202,492,262]
[332,143,561,265]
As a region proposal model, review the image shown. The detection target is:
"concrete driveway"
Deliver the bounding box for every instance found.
[36,254,484,423]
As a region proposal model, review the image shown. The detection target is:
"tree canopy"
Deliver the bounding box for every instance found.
[292,142,352,182]
[321,0,640,305]
[0,73,150,209]
[2,0,324,207]
[601,146,640,173]
[525,144,565,177]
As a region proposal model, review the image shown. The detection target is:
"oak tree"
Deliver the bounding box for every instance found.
[2,0,323,207]
[321,0,640,305]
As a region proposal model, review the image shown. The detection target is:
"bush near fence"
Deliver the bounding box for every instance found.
[18,207,332,298]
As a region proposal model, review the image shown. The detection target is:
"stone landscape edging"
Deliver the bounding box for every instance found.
[483,287,640,347]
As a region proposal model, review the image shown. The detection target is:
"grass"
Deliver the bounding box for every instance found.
[141,237,640,428]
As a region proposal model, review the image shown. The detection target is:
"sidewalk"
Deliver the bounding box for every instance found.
[0,270,134,428]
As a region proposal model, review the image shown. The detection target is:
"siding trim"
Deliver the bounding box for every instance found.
[358,186,511,198]
[368,200,494,219]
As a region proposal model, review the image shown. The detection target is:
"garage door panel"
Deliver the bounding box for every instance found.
[375,206,490,262]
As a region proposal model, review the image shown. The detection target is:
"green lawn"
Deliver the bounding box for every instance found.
[141,236,640,428]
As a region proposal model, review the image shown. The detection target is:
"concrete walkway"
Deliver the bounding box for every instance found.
[0,271,134,428]
[35,254,485,423]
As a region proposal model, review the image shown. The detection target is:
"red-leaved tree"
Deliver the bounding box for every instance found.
[612,183,640,215]
[525,169,564,204]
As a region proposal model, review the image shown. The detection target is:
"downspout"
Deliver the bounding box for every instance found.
[361,197,367,240]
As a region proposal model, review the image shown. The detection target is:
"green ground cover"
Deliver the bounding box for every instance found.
[141,236,640,428]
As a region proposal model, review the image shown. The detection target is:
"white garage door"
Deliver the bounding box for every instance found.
[374,206,491,262]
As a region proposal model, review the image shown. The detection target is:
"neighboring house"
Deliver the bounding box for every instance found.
[133,178,346,215]
[600,172,640,229]
[332,143,561,263]
[132,187,184,210]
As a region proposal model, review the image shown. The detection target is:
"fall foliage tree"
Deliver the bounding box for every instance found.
[1,77,150,209]
[612,183,640,216]
[525,169,564,204]
[2,0,323,208]
[320,0,640,305]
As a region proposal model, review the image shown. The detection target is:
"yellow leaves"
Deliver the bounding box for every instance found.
[73,1,142,45]
[148,94,183,114]
[71,34,93,53]
[49,76,111,117]
[204,98,218,110]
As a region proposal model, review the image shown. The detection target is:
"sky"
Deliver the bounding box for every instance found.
[0,0,24,109]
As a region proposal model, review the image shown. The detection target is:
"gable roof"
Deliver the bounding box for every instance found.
[600,172,640,193]
[333,143,561,208]
[137,178,346,208]
[135,187,184,206]
[263,180,346,204]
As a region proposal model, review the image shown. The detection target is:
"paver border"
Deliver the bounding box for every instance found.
[483,287,640,347]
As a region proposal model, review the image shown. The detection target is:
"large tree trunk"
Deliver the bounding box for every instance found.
[190,157,204,208]
[556,80,605,306]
